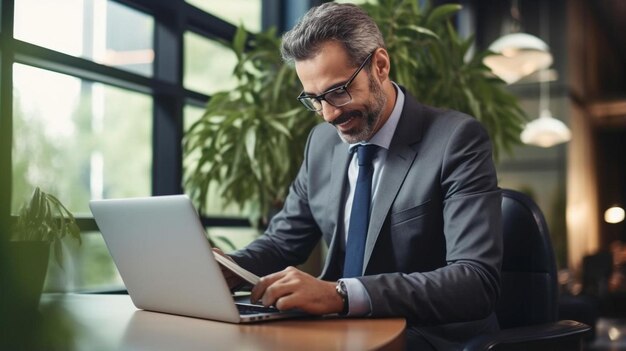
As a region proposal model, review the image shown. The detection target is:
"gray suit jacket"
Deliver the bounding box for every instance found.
[231,90,502,350]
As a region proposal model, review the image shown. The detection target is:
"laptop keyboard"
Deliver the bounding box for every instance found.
[237,303,280,315]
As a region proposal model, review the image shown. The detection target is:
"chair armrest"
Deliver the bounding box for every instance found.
[463,320,592,351]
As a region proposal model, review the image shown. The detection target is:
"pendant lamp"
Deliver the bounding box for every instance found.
[483,0,553,84]
[521,108,571,147]
[520,3,571,148]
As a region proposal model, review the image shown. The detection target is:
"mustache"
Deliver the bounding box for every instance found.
[330,110,362,126]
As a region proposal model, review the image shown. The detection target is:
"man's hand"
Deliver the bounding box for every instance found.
[212,248,245,290]
[250,266,344,315]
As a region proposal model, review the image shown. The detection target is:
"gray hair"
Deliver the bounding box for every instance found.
[280,3,385,67]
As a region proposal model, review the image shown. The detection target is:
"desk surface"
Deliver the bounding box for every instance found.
[40,294,405,351]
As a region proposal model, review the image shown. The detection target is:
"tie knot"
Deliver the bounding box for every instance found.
[356,144,378,167]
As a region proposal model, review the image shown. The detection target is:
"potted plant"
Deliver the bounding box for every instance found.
[183,1,526,224]
[184,26,315,224]
[3,187,81,316]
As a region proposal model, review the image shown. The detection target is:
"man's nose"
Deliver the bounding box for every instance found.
[320,101,341,123]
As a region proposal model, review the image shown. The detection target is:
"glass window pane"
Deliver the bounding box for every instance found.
[184,32,238,95]
[44,232,124,292]
[334,0,373,4]
[184,104,205,132]
[12,63,152,215]
[14,0,154,77]
[209,227,258,252]
[186,0,261,32]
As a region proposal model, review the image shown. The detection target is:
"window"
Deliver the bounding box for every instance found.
[12,64,152,214]
[183,31,237,96]
[186,0,262,32]
[14,0,154,77]
[44,232,123,291]
[1,0,269,292]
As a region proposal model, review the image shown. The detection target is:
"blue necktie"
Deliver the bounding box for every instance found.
[343,144,378,278]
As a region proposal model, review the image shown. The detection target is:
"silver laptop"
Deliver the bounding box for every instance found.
[89,195,305,323]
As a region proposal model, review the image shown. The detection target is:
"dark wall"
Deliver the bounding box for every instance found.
[597,129,626,246]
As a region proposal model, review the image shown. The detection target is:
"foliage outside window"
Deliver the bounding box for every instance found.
[184,32,239,96]
[12,64,152,215]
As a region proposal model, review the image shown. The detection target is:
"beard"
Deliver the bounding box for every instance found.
[334,74,387,144]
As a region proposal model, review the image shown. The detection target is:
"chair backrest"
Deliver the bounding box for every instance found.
[496,189,558,329]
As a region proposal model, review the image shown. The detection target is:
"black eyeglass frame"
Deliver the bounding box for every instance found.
[297,51,374,112]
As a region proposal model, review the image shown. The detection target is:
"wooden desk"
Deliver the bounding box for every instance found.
[39,294,405,351]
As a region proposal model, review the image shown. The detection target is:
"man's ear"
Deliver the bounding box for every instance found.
[371,48,391,82]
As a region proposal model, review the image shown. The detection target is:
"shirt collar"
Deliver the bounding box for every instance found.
[348,82,405,153]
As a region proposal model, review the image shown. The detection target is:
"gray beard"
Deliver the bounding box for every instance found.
[337,76,387,144]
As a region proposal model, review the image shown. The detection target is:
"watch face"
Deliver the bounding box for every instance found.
[337,281,347,297]
[336,281,349,315]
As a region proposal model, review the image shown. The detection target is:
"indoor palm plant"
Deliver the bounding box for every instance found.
[4,187,81,315]
[10,187,81,264]
[1,187,80,351]
[183,0,526,224]
[184,26,315,224]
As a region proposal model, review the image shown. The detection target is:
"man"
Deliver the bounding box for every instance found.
[218,3,502,350]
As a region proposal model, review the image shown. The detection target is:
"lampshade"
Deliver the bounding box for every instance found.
[520,109,571,148]
[483,33,553,84]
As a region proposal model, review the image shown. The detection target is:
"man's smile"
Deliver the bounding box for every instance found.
[331,110,362,131]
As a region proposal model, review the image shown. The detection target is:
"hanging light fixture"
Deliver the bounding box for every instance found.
[519,1,570,148]
[483,0,553,84]
[521,107,571,147]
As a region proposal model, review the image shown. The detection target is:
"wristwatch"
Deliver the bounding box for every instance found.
[335,280,349,315]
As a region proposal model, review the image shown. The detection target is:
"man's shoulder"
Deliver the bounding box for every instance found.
[401,92,485,142]
[405,95,475,126]
[309,122,342,143]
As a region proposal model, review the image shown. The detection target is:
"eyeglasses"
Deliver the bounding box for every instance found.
[297,52,374,112]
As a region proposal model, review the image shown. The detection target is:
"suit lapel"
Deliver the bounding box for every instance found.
[362,92,425,274]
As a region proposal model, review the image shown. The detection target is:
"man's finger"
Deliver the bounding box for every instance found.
[274,294,298,311]
[262,279,298,308]
[250,271,285,303]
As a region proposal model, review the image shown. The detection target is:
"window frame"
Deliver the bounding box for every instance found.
[0,0,280,236]
[0,0,322,233]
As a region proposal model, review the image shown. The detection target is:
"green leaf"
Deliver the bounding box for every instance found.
[209,234,237,251]
[232,25,248,58]
[396,25,439,40]
[11,187,81,266]
[426,4,462,27]
[265,118,292,138]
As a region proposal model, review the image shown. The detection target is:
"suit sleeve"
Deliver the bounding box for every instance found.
[358,117,503,325]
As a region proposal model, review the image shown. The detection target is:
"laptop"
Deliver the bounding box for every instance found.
[89,195,306,323]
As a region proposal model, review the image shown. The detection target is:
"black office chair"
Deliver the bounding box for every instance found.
[463,189,591,351]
